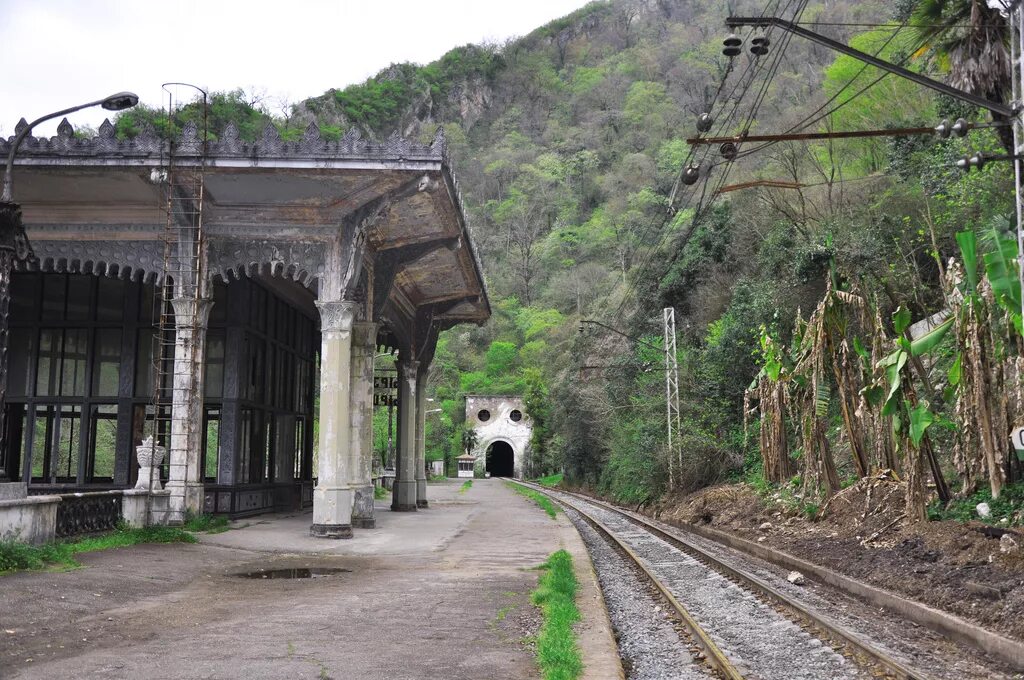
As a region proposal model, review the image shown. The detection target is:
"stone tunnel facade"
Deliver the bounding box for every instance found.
[465,395,531,479]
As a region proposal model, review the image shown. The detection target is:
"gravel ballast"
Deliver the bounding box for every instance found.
[565,507,711,680]
[552,491,866,680]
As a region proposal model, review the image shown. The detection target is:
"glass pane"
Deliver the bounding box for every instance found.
[36,329,60,396]
[90,405,118,481]
[239,408,252,482]
[266,298,276,338]
[204,331,225,399]
[55,405,81,482]
[61,329,89,397]
[204,410,220,481]
[96,277,125,321]
[10,273,38,324]
[31,405,54,480]
[139,283,155,322]
[135,330,155,397]
[7,328,31,397]
[294,419,305,479]
[42,276,66,321]
[92,329,122,396]
[1,403,26,481]
[66,276,91,320]
[209,282,227,325]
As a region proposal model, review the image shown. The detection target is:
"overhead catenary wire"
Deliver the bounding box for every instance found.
[597,0,810,329]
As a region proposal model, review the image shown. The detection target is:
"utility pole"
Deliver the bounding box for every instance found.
[1011,2,1024,332]
[663,308,681,489]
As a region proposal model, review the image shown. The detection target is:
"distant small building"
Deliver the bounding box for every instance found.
[455,453,477,478]
[464,396,531,479]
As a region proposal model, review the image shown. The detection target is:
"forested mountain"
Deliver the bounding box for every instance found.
[117,0,1022,516]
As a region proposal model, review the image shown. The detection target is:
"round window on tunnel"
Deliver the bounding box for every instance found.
[478,409,491,422]
[510,409,523,422]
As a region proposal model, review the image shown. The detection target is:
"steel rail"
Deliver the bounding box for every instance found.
[515,481,930,680]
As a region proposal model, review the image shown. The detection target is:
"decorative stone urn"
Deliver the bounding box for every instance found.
[135,436,166,490]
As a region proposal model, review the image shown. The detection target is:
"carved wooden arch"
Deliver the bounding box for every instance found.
[13,239,167,284]
[206,238,327,290]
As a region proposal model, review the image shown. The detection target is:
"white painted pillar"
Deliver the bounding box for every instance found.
[311,299,359,538]
[391,356,419,512]
[415,364,428,508]
[166,297,213,524]
[350,321,377,528]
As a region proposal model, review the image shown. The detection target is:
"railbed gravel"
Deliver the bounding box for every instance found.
[565,506,712,680]
[553,490,868,680]
[617,503,1020,680]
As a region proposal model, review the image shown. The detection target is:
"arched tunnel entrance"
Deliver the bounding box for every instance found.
[485,441,515,478]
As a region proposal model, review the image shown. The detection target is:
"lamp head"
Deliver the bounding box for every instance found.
[101,92,139,111]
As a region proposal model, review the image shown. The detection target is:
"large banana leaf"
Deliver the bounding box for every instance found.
[956,230,979,293]
[910,317,953,356]
[908,400,934,447]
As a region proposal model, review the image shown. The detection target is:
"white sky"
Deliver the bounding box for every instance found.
[0,0,591,137]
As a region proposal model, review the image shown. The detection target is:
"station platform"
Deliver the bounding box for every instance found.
[0,479,620,680]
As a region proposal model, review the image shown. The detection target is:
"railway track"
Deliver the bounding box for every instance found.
[515,481,957,680]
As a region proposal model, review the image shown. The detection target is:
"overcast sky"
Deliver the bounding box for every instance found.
[0,0,591,137]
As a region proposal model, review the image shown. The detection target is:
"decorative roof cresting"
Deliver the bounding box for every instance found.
[0,119,448,161]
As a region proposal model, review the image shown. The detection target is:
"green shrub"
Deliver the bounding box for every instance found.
[929,481,1024,525]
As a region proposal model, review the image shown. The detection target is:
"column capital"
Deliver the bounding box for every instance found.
[398,357,420,378]
[170,296,214,329]
[352,321,378,347]
[316,299,359,332]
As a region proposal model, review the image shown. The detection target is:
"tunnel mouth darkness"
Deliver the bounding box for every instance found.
[238,567,352,579]
[485,441,515,477]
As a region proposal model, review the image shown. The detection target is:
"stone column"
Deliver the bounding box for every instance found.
[166,296,213,524]
[415,364,428,508]
[391,356,419,512]
[311,299,359,538]
[350,321,377,528]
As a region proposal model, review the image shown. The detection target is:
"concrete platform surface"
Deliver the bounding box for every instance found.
[0,479,620,680]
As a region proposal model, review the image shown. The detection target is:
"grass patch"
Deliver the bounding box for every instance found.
[508,482,559,519]
[531,549,582,680]
[535,473,564,488]
[374,485,388,500]
[459,480,473,493]
[0,524,196,575]
[929,480,1024,526]
[182,513,231,533]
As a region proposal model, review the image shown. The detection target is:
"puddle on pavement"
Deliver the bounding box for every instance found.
[239,567,352,579]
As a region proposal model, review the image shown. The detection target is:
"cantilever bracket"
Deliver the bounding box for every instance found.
[726,16,1017,117]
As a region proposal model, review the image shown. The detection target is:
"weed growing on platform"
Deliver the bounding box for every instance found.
[0,525,195,575]
[530,550,581,680]
[460,480,473,493]
[183,513,231,533]
[0,540,75,573]
[374,485,388,500]
[508,482,558,519]
[535,473,563,488]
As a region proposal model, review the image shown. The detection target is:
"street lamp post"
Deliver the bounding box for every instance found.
[0,92,139,481]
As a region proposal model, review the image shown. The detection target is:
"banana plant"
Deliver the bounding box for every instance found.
[946,223,1024,498]
[875,306,953,519]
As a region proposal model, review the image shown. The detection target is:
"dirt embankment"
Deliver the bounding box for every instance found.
[646,478,1024,642]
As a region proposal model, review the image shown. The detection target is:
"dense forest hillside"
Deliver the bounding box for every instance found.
[117,0,1023,519]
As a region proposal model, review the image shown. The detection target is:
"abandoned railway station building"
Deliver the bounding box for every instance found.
[0,118,489,541]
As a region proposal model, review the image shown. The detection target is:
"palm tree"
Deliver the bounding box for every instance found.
[912,0,1013,150]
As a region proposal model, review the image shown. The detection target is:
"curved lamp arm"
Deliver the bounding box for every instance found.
[2,92,138,202]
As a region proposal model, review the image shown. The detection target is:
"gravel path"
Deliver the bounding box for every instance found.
[552,491,867,680]
[565,507,711,680]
